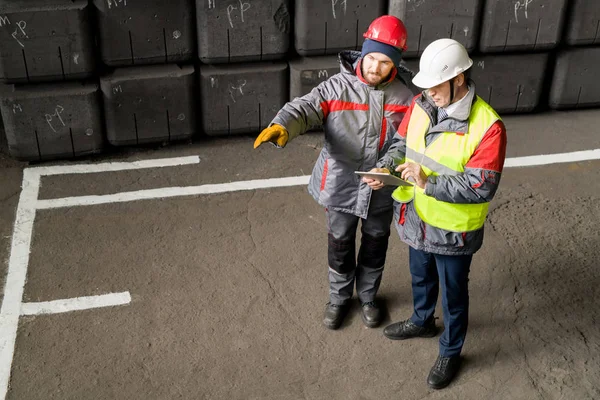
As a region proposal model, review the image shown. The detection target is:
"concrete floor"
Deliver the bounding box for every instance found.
[0,108,599,399]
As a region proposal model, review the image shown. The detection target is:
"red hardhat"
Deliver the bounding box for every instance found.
[363,15,408,52]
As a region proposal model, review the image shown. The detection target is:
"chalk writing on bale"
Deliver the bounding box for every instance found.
[45,105,66,133]
[331,0,348,19]
[107,0,127,9]
[227,0,251,28]
[229,80,247,103]
[10,21,28,48]
[0,15,10,27]
[514,0,533,23]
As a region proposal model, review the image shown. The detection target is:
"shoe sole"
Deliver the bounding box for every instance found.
[323,320,342,330]
[383,329,438,340]
[427,380,452,390]
[427,372,458,390]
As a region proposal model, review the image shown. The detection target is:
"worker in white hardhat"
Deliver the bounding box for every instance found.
[364,38,507,389]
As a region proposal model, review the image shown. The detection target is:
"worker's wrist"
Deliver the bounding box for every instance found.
[424,176,436,196]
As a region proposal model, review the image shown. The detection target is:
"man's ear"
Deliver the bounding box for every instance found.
[455,73,465,87]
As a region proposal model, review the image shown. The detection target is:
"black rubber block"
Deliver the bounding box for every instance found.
[0,1,95,83]
[92,0,195,67]
[199,62,288,136]
[470,53,549,114]
[0,82,103,161]
[289,56,339,100]
[549,47,600,110]
[564,0,600,46]
[196,0,291,64]
[389,0,482,58]
[100,64,197,146]
[479,0,568,53]
[294,0,386,56]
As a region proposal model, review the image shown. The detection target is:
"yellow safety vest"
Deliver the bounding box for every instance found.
[392,96,501,232]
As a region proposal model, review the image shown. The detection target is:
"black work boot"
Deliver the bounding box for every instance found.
[427,355,462,389]
[360,301,382,328]
[323,302,349,330]
[383,318,437,340]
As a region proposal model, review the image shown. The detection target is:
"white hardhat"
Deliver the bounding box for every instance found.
[412,39,473,89]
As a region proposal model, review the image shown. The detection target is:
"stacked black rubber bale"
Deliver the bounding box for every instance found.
[0,0,103,161]
[549,0,600,110]
[196,0,290,136]
[475,0,570,114]
[93,0,197,146]
[390,0,560,114]
[1,0,597,163]
[389,0,482,58]
[100,65,196,145]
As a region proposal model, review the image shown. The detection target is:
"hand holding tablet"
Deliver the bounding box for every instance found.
[355,171,414,187]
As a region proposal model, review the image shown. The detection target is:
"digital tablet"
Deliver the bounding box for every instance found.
[355,171,414,187]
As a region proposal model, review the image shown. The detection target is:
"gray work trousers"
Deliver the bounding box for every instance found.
[326,205,393,305]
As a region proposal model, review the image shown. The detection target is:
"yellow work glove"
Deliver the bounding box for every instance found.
[253,124,289,149]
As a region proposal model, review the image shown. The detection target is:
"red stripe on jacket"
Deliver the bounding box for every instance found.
[398,203,406,225]
[379,117,388,151]
[384,104,409,113]
[320,159,329,191]
[471,171,485,189]
[320,100,369,119]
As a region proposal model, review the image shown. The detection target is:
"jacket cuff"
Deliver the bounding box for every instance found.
[376,159,389,169]
[425,176,437,197]
[271,115,299,140]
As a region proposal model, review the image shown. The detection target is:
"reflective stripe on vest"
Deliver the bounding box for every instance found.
[391,96,501,232]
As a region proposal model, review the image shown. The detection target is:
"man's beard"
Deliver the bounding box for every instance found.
[366,72,384,85]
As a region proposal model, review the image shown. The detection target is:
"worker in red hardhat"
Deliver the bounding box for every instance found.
[254,15,413,330]
[365,38,507,389]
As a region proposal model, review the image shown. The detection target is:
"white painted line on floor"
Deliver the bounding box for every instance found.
[35,149,600,209]
[504,149,600,168]
[28,155,200,176]
[20,292,132,316]
[0,170,41,400]
[36,175,312,209]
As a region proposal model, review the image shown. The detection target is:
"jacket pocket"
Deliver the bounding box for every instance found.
[424,223,465,248]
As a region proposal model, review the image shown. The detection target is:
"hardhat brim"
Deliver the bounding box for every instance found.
[412,72,444,89]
